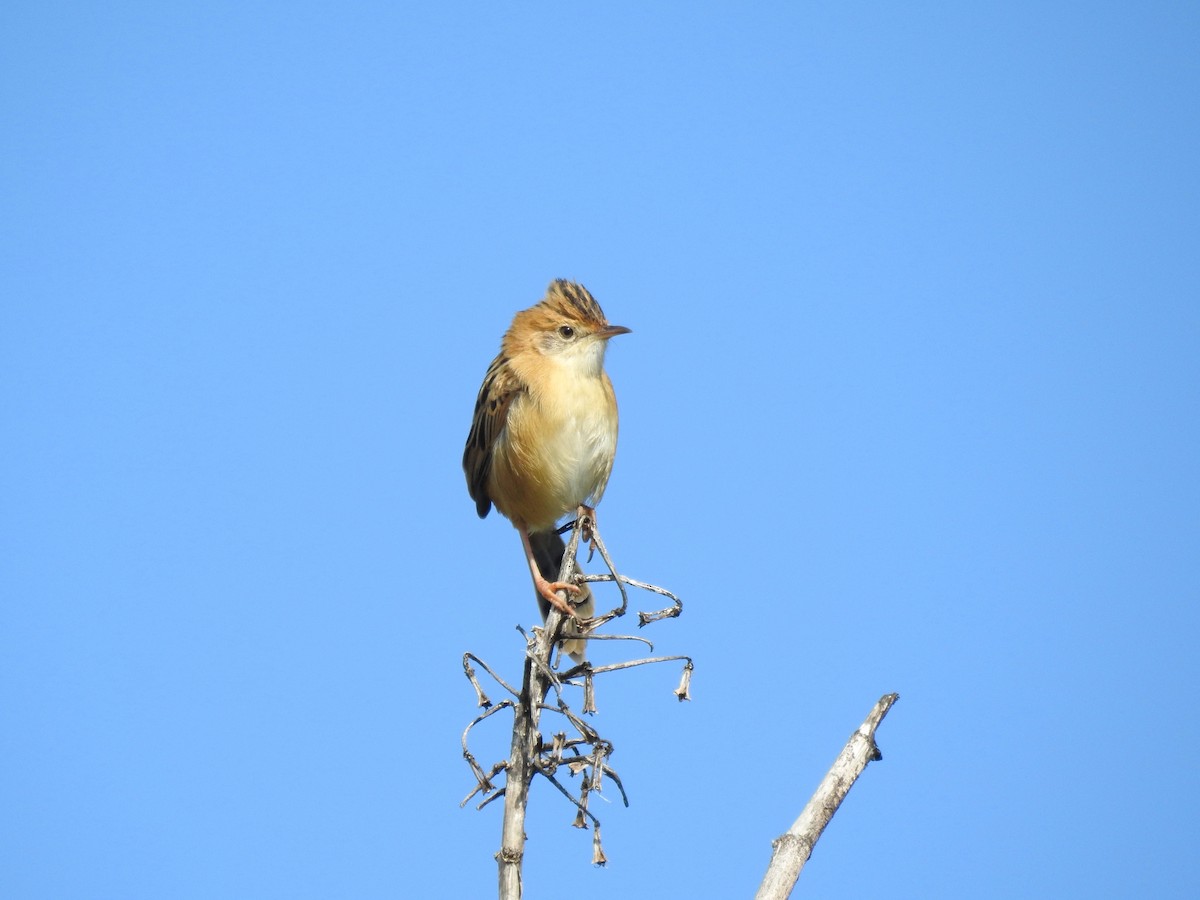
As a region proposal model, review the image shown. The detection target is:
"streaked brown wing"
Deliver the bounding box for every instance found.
[462,353,524,518]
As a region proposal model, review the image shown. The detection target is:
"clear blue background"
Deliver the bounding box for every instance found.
[3,3,1198,897]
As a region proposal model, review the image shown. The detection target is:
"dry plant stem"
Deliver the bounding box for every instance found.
[462,513,686,898]
[461,761,508,809]
[460,702,515,805]
[582,655,692,677]
[496,631,551,900]
[576,633,654,649]
[754,693,900,900]
[578,571,681,601]
[464,653,522,706]
[582,524,628,615]
[496,523,586,900]
[535,763,602,828]
[577,572,682,626]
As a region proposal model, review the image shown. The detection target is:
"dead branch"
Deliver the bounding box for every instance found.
[460,514,689,900]
[754,693,900,900]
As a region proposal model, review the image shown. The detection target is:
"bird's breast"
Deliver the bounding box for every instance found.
[488,373,618,531]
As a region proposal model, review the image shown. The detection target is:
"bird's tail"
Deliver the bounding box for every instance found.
[528,530,594,664]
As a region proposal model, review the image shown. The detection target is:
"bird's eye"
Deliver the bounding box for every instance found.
[557,325,575,339]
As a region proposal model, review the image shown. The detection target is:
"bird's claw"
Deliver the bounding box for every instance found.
[539,579,582,616]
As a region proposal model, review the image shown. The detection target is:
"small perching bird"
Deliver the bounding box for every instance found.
[463,279,629,631]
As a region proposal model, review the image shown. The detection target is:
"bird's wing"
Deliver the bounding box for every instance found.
[463,353,524,518]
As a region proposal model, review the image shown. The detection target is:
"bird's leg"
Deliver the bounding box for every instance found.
[577,505,597,561]
[553,506,600,562]
[519,526,580,615]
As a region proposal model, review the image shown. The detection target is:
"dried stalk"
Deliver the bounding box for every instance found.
[460,515,689,900]
[754,693,900,900]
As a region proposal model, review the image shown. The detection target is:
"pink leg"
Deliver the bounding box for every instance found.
[519,527,580,615]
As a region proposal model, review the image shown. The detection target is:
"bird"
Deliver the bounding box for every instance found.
[463,279,629,638]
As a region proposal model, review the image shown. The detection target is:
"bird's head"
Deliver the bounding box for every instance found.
[507,280,630,377]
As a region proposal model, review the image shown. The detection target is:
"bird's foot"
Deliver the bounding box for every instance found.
[537,577,582,616]
[577,505,597,559]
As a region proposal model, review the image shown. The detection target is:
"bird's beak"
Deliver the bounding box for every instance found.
[598,324,631,339]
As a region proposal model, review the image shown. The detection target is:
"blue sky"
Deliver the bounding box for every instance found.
[3,2,1198,897]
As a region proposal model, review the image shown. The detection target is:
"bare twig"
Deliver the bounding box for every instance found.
[582,655,692,678]
[577,571,683,628]
[461,760,508,808]
[534,762,602,828]
[464,653,522,705]
[754,693,900,900]
[582,524,629,616]
[477,789,506,812]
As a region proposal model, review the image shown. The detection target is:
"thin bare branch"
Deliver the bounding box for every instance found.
[601,764,630,808]
[572,632,656,651]
[577,571,681,602]
[464,653,522,701]
[754,693,900,900]
[583,655,693,677]
[477,788,506,812]
[461,701,514,759]
[577,570,683,628]
[582,523,629,616]
[533,762,602,829]
[461,761,508,808]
